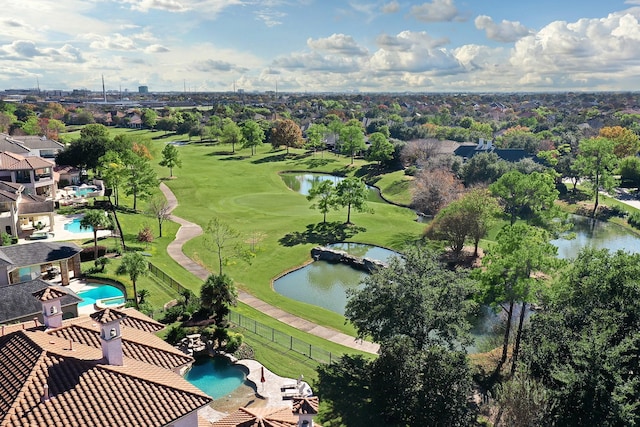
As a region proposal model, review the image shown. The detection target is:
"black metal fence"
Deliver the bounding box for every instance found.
[148,262,189,295]
[227,310,336,365]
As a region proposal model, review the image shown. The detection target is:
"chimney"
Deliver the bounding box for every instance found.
[32,286,67,329]
[41,384,50,402]
[476,137,484,150]
[90,309,128,366]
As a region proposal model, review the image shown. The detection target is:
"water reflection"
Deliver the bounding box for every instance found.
[281,173,384,203]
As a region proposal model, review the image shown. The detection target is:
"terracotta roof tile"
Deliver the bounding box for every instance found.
[292,397,319,415]
[32,286,68,302]
[0,330,212,427]
[210,406,298,427]
[89,308,127,324]
[120,308,165,333]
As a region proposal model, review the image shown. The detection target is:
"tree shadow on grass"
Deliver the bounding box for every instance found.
[300,157,338,168]
[206,150,235,156]
[386,232,423,249]
[220,155,251,161]
[279,222,366,246]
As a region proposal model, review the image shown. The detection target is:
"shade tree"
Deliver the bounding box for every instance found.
[306,179,336,223]
[116,252,148,309]
[574,136,618,217]
[334,177,371,224]
[159,143,182,178]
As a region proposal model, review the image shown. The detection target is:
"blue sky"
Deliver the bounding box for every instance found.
[2,0,640,93]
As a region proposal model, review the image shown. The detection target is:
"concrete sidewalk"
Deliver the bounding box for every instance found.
[159,183,379,355]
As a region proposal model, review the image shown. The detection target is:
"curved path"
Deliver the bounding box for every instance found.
[160,182,379,354]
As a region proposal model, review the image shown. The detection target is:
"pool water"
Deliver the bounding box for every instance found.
[185,357,246,399]
[77,284,124,308]
[64,218,90,233]
[76,187,97,197]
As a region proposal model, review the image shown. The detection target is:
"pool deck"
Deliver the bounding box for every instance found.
[18,213,112,244]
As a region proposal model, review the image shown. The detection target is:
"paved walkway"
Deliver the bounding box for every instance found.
[159,183,379,354]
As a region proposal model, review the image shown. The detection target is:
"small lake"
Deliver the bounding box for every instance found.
[552,214,640,258]
[281,173,385,203]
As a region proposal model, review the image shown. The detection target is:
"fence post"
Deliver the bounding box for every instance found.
[290,336,293,350]
[309,344,312,358]
[271,328,274,342]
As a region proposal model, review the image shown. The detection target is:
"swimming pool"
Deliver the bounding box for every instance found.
[77,284,125,308]
[64,218,90,233]
[185,356,247,399]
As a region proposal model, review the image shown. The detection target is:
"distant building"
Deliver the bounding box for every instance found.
[139,85,149,93]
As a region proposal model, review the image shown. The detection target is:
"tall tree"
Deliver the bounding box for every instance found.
[476,223,558,372]
[56,123,111,170]
[490,170,560,226]
[334,177,370,224]
[146,195,171,238]
[574,136,618,217]
[339,122,366,164]
[123,151,158,211]
[365,131,394,167]
[200,273,238,326]
[98,150,127,207]
[80,210,112,261]
[270,119,302,154]
[306,179,336,223]
[116,252,148,309]
[522,248,640,426]
[305,123,328,156]
[240,119,265,156]
[159,143,182,178]
[412,168,464,216]
[220,118,243,153]
[205,218,242,276]
[599,125,640,158]
[346,245,476,349]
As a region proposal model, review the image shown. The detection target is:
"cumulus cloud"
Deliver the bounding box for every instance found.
[117,0,245,15]
[307,34,369,56]
[509,10,640,87]
[376,31,449,50]
[272,51,362,72]
[474,15,531,42]
[86,33,137,51]
[410,0,463,23]
[381,1,400,14]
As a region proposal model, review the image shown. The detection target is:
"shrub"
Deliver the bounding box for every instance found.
[404,165,418,176]
[224,331,244,353]
[629,211,640,229]
[161,305,185,324]
[137,226,154,246]
[1,232,12,246]
[165,325,187,345]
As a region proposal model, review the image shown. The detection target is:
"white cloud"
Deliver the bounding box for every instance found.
[376,30,449,50]
[307,34,369,56]
[145,44,170,53]
[381,1,400,14]
[474,15,531,42]
[254,8,286,27]
[410,0,462,23]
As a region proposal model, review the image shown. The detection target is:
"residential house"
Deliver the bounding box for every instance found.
[0,180,55,238]
[0,151,55,199]
[454,138,529,163]
[0,293,212,427]
[0,133,65,159]
[0,241,82,288]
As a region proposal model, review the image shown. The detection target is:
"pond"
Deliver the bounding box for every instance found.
[280,173,385,203]
[185,356,248,399]
[552,214,640,258]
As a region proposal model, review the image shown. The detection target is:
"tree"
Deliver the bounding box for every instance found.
[476,223,558,372]
[334,177,370,224]
[619,156,640,188]
[141,108,158,129]
[98,150,127,207]
[56,123,111,170]
[156,116,177,134]
[599,125,640,158]
[489,170,560,226]
[159,143,182,178]
[46,119,65,140]
[270,119,302,154]
[200,273,238,325]
[116,252,148,309]
[146,195,171,238]
[574,136,618,217]
[305,123,327,156]
[426,188,500,257]
[123,151,158,211]
[345,245,476,350]
[522,248,640,426]
[220,118,243,153]
[240,119,264,156]
[366,132,394,166]
[205,218,242,276]
[460,152,510,186]
[412,168,464,215]
[339,123,366,164]
[307,179,336,223]
[80,210,112,261]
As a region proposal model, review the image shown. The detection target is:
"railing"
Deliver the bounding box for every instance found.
[227,310,337,365]
[147,262,189,294]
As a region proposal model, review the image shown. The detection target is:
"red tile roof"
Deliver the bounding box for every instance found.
[0,330,212,427]
[32,286,68,302]
[89,308,128,324]
[210,406,298,427]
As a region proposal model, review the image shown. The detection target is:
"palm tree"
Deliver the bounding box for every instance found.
[116,252,148,309]
[200,274,237,325]
[80,210,112,261]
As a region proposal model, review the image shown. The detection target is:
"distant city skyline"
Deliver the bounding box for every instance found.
[2,1,640,93]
